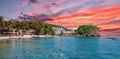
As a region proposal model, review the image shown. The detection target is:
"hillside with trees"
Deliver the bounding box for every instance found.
[76,25,100,37]
[0,16,100,37]
[0,16,55,35]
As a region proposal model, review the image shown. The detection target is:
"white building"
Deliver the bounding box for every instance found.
[52,27,66,35]
[63,30,75,34]
[52,27,75,36]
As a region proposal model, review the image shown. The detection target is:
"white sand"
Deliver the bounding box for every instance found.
[0,35,59,40]
[0,36,10,40]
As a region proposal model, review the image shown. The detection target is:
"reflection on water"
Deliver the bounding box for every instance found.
[0,37,120,59]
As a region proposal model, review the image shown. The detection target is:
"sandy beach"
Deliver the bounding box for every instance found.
[0,35,59,40]
[0,36,10,40]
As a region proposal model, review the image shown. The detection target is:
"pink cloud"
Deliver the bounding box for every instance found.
[45,6,120,35]
[18,0,29,7]
[24,9,38,15]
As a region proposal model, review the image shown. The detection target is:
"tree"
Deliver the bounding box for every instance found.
[60,31,64,36]
[0,16,5,35]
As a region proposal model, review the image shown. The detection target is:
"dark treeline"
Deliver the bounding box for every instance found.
[0,16,55,35]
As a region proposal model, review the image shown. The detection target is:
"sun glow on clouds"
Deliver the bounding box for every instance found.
[13,0,120,34]
[45,6,120,34]
[0,0,120,35]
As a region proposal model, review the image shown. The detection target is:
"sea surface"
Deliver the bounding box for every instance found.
[0,37,120,59]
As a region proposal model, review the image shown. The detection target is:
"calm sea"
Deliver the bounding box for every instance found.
[0,37,120,59]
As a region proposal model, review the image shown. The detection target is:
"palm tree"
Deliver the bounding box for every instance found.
[0,16,5,35]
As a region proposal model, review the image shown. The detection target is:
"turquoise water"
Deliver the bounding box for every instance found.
[0,37,120,59]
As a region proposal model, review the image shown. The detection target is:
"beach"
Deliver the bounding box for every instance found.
[0,35,59,40]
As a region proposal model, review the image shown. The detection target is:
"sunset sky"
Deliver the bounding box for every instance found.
[0,0,120,35]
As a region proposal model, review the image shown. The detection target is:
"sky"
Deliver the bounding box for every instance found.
[0,0,120,35]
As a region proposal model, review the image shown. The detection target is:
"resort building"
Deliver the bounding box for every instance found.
[52,27,75,36]
[2,29,35,36]
[62,30,76,36]
[23,29,35,35]
[2,29,21,36]
[52,27,66,35]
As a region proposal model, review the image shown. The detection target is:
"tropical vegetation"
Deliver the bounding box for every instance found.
[0,16,55,35]
[76,25,100,37]
[0,16,100,37]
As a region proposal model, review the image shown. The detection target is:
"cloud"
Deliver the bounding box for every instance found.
[101,28,120,31]
[18,0,29,7]
[18,0,38,7]
[100,28,120,34]
[19,0,120,15]
[95,19,120,25]
[24,9,38,15]
[17,0,120,34]
[45,6,120,35]
[29,0,38,4]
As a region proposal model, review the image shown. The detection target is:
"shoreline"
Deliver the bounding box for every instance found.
[0,35,59,40]
[0,35,109,40]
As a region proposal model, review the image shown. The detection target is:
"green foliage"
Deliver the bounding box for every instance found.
[0,16,5,29]
[76,25,98,35]
[0,16,55,35]
[0,16,5,35]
